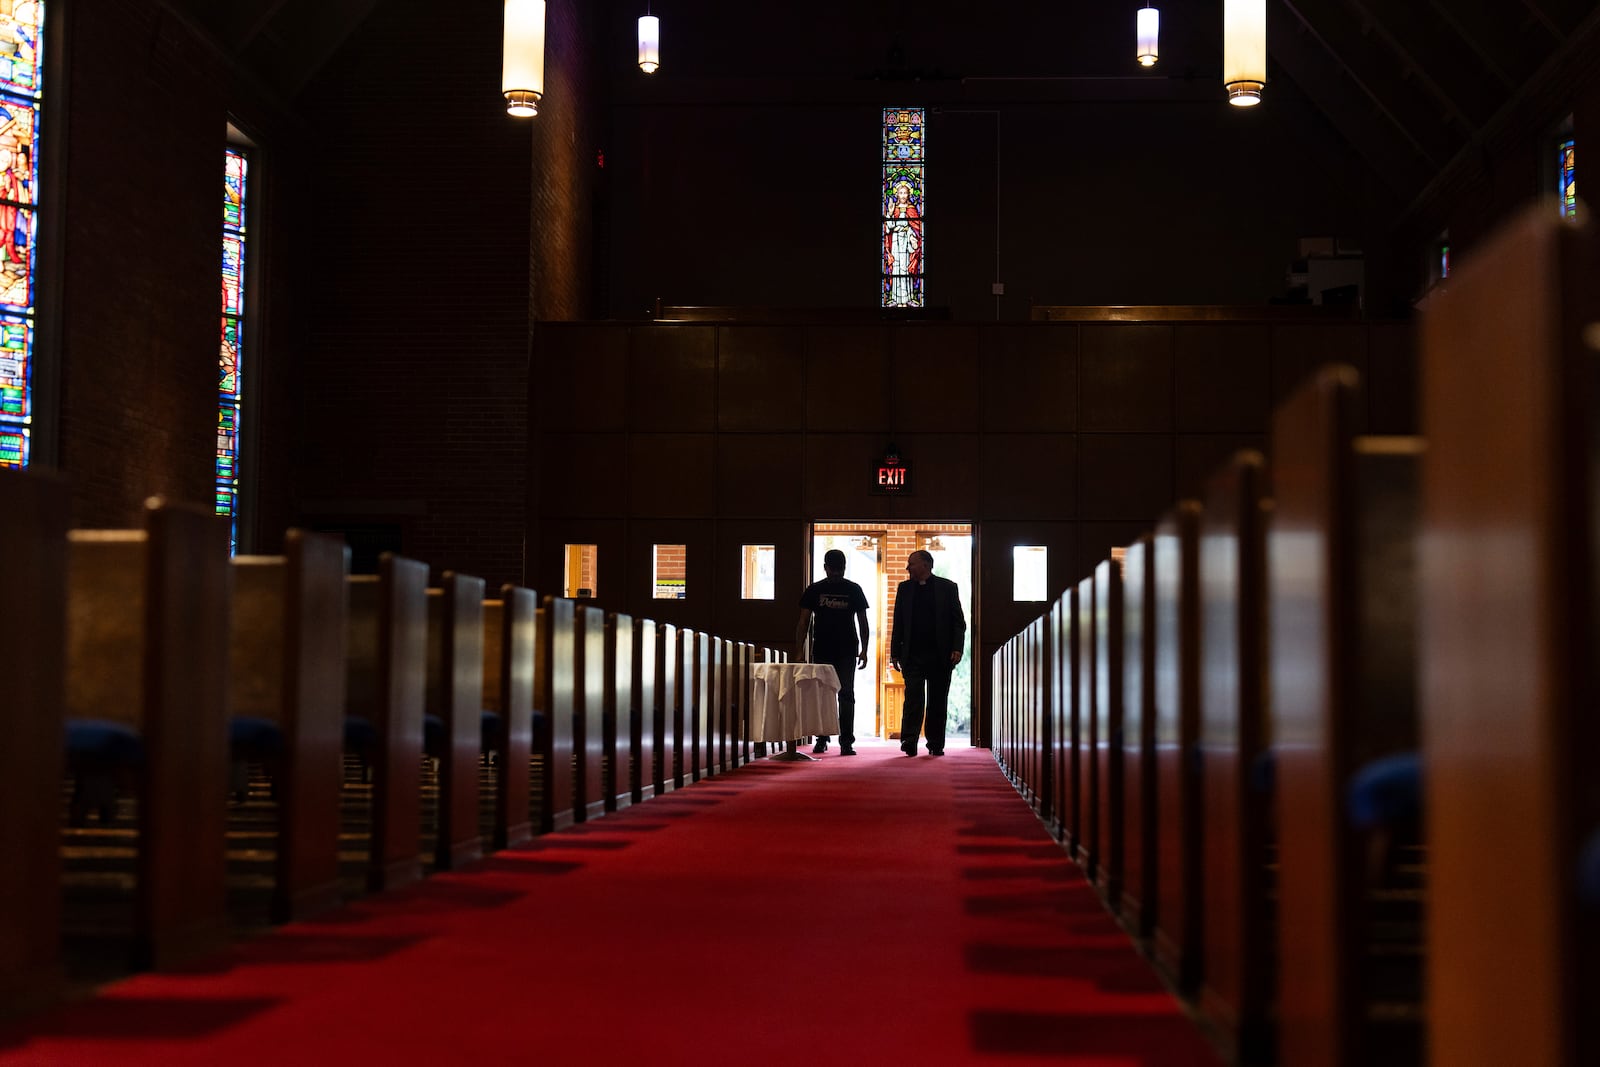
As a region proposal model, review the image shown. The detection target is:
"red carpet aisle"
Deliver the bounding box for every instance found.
[0,744,1220,1065]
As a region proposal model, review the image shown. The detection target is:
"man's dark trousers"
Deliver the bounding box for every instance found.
[823,654,856,749]
[900,656,952,754]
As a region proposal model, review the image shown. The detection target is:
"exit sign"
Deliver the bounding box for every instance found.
[872,450,912,495]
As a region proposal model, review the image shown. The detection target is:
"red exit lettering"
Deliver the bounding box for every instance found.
[878,466,906,486]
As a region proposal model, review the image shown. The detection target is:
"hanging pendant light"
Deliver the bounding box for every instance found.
[1223,0,1266,106]
[638,10,661,73]
[502,0,546,117]
[1137,4,1159,68]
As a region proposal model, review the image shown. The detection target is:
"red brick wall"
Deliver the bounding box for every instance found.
[55,3,229,527]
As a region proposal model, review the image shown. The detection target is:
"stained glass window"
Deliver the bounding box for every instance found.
[1559,138,1576,219]
[0,1,43,470]
[220,147,247,551]
[882,107,924,308]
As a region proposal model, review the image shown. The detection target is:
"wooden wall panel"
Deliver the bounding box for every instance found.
[536,326,629,431]
[805,326,890,431]
[1079,435,1173,520]
[716,434,804,517]
[1174,324,1271,432]
[980,434,1075,519]
[718,326,805,432]
[629,434,714,516]
[629,325,717,432]
[890,325,983,432]
[1080,324,1173,432]
[980,325,1078,432]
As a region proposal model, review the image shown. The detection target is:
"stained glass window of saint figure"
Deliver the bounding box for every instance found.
[1559,138,1576,219]
[0,1,43,469]
[220,147,247,551]
[882,107,924,308]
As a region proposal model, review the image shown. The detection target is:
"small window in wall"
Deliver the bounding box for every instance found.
[1013,545,1048,601]
[653,543,686,599]
[741,544,775,600]
[564,543,598,598]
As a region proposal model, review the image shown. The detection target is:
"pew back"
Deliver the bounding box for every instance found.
[427,573,486,868]
[1419,207,1600,1067]
[0,471,67,1013]
[1094,556,1124,905]
[1122,533,1156,935]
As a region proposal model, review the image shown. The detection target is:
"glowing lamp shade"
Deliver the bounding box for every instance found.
[1223,0,1266,106]
[1136,6,1159,67]
[638,15,660,73]
[502,0,546,117]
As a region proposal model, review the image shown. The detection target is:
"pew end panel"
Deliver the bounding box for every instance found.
[1152,500,1202,995]
[605,613,635,812]
[1196,453,1272,1058]
[542,597,578,832]
[229,530,350,923]
[66,500,233,970]
[577,604,606,822]
[1094,556,1125,908]
[0,470,68,1014]
[365,554,429,892]
[633,619,659,803]
[1121,533,1157,938]
[487,586,538,848]
[1270,366,1423,1067]
[1418,206,1600,1067]
[657,624,678,795]
[427,573,486,870]
[1076,575,1096,873]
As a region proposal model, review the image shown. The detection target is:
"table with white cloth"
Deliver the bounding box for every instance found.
[749,663,841,761]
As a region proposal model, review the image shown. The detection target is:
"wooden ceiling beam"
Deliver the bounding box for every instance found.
[1342,0,1504,130]
[1278,0,1460,170]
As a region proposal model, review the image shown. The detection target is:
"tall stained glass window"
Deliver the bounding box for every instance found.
[220,147,247,551]
[882,107,924,308]
[0,2,43,470]
[1559,138,1576,219]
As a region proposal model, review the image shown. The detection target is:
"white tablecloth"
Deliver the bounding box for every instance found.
[749,663,841,742]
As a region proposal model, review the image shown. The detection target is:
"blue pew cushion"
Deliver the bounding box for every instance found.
[343,715,377,754]
[65,718,145,767]
[1249,748,1275,796]
[1346,751,1422,831]
[481,709,502,748]
[1580,829,1600,910]
[230,715,285,757]
[424,713,444,756]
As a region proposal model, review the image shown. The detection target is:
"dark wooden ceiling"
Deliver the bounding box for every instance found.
[165,0,1600,211]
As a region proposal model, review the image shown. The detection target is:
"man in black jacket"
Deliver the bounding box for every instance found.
[889,549,966,757]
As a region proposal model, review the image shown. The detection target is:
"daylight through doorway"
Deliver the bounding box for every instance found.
[809,522,974,742]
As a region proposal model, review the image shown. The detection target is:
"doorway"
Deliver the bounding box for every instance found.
[809,522,975,741]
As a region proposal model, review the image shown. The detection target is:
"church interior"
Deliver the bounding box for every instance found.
[2,0,1598,1063]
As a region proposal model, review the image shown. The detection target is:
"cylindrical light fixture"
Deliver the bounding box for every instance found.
[1137,5,1159,67]
[638,14,660,73]
[502,0,546,117]
[1223,0,1266,106]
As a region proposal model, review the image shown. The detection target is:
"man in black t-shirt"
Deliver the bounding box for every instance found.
[795,549,871,755]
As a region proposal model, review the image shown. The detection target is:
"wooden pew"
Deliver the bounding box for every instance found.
[1052,587,1076,850]
[480,585,538,849]
[1094,556,1125,908]
[425,573,485,869]
[633,618,658,803]
[345,554,428,891]
[536,596,578,831]
[604,613,635,812]
[64,499,230,969]
[1417,207,1600,1067]
[575,604,606,822]
[679,629,704,784]
[1076,573,1096,873]
[706,635,725,777]
[1153,500,1203,995]
[0,470,68,1015]
[1269,366,1424,1067]
[1121,534,1156,937]
[227,530,348,922]
[1196,454,1272,1060]
[656,623,678,794]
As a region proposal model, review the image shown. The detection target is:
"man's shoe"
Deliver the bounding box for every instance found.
[902,746,917,757]
[927,750,944,757]
[839,746,856,756]
[812,738,828,754]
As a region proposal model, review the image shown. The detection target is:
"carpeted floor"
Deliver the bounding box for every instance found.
[0,741,1221,1065]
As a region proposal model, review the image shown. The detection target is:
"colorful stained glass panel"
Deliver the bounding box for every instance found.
[0,4,42,99]
[219,146,247,550]
[0,3,39,471]
[1559,138,1576,219]
[882,107,925,309]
